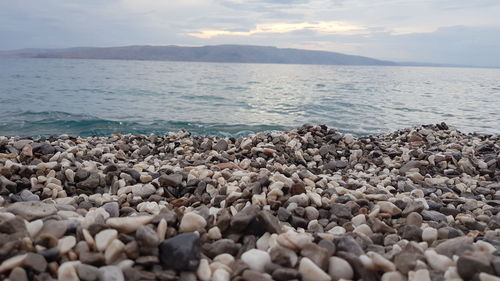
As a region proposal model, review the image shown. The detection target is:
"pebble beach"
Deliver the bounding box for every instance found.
[0,123,499,281]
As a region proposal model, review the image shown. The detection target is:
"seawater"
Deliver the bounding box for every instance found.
[0,58,499,137]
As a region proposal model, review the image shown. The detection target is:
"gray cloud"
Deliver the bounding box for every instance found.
[0,0,499,66]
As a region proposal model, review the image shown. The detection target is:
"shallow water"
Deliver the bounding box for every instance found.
[0,58,499,137]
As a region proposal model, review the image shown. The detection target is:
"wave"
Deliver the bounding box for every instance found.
[0,111,291,137]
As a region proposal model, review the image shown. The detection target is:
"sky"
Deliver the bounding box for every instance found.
[1,0,500,67]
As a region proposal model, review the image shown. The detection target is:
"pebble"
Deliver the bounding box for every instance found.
[77,264,99,281]
[5,201,57,221]
[159,232,201,271]
[104,239,125,264]
[98,265,124,281]
[211,268,230,281]
[58,261,81,281]
[197,259,212,281]
[0,124,498,280]
[179,212,207,232]
[299,257,331,281]
[328,256,354,280]
[241,249,271,272]
[95,229,118,252]
[408,269,431,281]
[106,216,153,233]
[57,236,77,255]
[422,227,438,243]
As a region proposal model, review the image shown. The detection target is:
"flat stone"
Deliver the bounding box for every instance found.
[106,216,153,233]
[5,201,57,221]
[159,232,201,271]
[421,210,447,223]
[38,219,67,239]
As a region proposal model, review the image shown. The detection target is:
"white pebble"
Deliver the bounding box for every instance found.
[329,256,353,280]
[241,249,271,272]
[179,212,207,233]
[299,257,331,281]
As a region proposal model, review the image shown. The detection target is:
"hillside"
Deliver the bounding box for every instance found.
[0,45,396,66]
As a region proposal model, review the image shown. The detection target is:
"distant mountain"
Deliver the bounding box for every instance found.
[0,45,396,66]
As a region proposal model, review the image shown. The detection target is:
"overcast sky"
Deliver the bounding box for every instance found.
[1,0,500,66]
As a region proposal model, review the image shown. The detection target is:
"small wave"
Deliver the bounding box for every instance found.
[0,111,291,137]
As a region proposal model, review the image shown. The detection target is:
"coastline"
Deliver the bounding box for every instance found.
[0,123,499,280]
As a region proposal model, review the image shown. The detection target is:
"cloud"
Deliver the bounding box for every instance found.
[188,21,367,38]
[1,0,500,66]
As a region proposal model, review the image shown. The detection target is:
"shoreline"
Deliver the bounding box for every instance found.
[0,123,499,280]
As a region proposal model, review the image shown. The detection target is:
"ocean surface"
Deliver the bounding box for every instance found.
[0,58,499,137]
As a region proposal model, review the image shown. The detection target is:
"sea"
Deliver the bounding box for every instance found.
[0,58,499,137]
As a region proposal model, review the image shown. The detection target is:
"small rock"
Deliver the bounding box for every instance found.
[98,265,124,281]
[299,257,331,281]
[422,227,438,243]
[329,256,353,281]
[95,229,118,252]
[58,261,81,281]
[230,205,260,232]
[408,269,431,281]
[5,201,57,221]
[106,216,153,233]
[9,267,28,281]
[159,232,201,271]
[77,264,99,281]
[131,184,156,198]
[102,202,119,217]
[159,173,183,187]
[104,239,125,264]
[241,249,271,272]
[196,259,211,281]
[24,253,47,273]
[57,236,77,255]
[179,212,207,232]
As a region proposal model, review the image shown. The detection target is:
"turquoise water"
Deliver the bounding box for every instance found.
[0,58,499,137]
